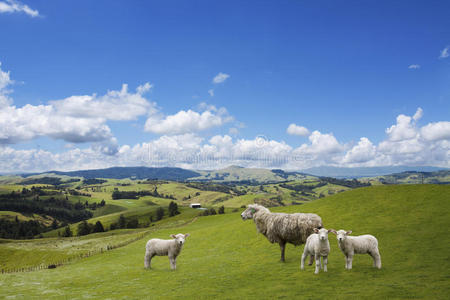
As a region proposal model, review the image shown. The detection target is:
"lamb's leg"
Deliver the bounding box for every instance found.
[371,250,382,269]
[308,255,314,266]
[300,251,307,270]
[314,254,320,274]
[169,255,177,270]
[347,253,353,270]
[279,242,286,262]
[144,250,154,269]
[323,256,328,272]
[345,255,350,269]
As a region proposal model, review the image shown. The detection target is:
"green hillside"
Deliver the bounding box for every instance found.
[1,185,448,299]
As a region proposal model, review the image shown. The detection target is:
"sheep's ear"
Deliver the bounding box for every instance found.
[313,228,319,233]
[184,233,190,238]
[346,230,352,235]
[329,229,336,234]
[170,234,176,238]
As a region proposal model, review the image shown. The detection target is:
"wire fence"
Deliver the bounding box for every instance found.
[1,231,149,274]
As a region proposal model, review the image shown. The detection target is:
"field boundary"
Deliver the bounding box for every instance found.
[0,216,199,274]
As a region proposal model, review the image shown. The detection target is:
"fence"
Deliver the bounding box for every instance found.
[1,231,149,274]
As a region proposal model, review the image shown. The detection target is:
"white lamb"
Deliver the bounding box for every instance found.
[330,229,381,269]
[144,233,190,270]
[301,228,331,274]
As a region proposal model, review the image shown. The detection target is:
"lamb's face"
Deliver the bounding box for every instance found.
[171,233,190,245]
[335,230,351,242]
[316,228,330,241]
[241,205,257,220]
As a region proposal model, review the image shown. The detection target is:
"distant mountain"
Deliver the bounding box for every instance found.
[302,166,448,178]
[190,165,312,183]
[369,170,450,185]
[22,167,201,181]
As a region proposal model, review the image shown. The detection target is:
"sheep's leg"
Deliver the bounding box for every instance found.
[314,254,320,274]
[323,256,328,272]
[308,255,314,266]
[371,250,382,269]
[300,252,307,270]
[347,253,353,270]
[345,255,350,269]
[279,242,286,262]
[169,255,177,270]
[144,250,154,269]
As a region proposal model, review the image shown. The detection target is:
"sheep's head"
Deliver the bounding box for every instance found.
[330,229,352,243]
[170,233,190,246]
[314,228,332,241]
[241,204,259,220]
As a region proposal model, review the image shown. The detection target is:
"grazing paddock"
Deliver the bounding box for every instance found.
[0,185,449,299]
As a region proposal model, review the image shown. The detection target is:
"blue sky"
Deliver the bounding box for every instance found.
[0,0,449,172]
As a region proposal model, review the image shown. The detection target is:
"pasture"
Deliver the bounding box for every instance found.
[1,184,448,299]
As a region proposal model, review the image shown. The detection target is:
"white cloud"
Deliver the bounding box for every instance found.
[0,62,13,107]
[420,122,450,141]
[208,89,214,97]
[386,114,417,142]
[300,131,343,154]
[408,64,420,69]
[212,72,230,84]
[144,106,233,135]
[342,137,377,164]
[439,46,449,59]
[50,83,156,121]
[0,63,155,145]
[0,0,39,17]
[287,123,310,136]
[413,107,423,122]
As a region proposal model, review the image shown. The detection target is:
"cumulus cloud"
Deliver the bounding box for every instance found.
[408,64,420,69]
[0,62,155,145]
[385,108,422,142]
[144,105,233,135]
[208,89,214,97]
[342,137,377,164]
[50,83,156,121]
[0,62,448,172]
[212,72,230,84]
[287,123,310,136]
[0,0,39,17]
[420,122,450,141]
[0,62,13,106]
[439,46,449,59]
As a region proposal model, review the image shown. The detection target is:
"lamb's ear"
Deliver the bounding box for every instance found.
[329,229,336,234]
[184,233,190,238]
[313,228,319,233]
[170,234,176,238]
[346,230,352,235]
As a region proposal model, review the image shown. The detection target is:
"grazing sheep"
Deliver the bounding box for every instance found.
[144,233,190,270]
[330,229,381,269]
[241,204,323,262]
[301,228,331,274]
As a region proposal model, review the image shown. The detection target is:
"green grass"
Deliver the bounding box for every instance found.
[0,184,448,299]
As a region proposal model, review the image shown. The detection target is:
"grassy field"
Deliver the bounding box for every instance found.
[0,184,448,299]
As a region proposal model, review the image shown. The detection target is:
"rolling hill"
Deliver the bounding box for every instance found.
[1,184,448,299]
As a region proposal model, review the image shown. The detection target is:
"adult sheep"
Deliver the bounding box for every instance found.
[241,204,323,262]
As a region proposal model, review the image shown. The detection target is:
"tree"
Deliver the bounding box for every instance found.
[51,219,58,229]
[62,225,73,237]
[118,214,127,229]
[100,199,106,206]
[127,218,139,228]
[77,220,92,236]
[168,201,180,217]
[156,207,165,221]
[209,208,217,215]
[218,205,225,214]
[93,221,105,233]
